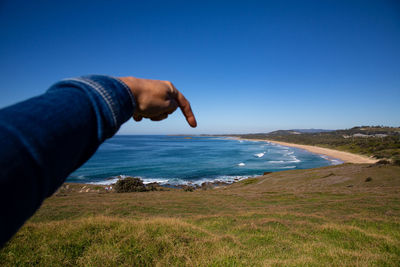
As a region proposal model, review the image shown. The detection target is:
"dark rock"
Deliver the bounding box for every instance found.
[182,185,195,192]
[263,172,272,176]
[201,182,214,190]
[376,160,390,165]
[200,180,230,190]
[213,181,229,186]
[365,177,373,182]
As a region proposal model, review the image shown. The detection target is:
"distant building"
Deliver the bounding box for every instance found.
[353,133,370,138]
[352,133,388,138]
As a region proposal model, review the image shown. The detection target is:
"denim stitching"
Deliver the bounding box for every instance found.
[77,78,118,128]
[66,78,117,129]
[112,77,136,109]
[80,78,117,112]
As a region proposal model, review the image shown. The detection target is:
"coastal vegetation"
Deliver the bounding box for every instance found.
[1,163,399,266]
[238,126,400,165]
[114,177,158,193]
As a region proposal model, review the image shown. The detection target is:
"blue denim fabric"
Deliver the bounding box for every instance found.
[0,75,136,246]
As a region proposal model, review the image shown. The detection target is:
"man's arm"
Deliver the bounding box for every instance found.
[0,75,196,246]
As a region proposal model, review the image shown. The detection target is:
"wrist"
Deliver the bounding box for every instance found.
[119,77,140,98]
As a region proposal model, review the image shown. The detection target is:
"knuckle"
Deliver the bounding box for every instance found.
[165,81,176,93]
[163,80,173,87]
[139,102,148,111]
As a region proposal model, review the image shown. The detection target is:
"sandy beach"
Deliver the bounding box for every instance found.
[236,138,378,164]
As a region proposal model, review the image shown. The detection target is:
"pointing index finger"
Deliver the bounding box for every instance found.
[173,88,197,128]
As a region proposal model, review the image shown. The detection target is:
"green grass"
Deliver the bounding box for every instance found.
[1,164,400,266]
[240,177,259,185]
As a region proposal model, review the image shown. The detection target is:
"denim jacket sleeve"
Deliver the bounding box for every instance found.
[0,75,136,246]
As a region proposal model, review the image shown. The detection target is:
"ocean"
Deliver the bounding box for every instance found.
[67,135,342,185]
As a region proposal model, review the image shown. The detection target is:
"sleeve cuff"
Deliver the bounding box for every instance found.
[48,75,136,141]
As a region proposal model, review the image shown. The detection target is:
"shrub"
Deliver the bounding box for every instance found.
[365,177,373,182]
[114,177,147,193]
[393,158,400,166]
[182,185,195,192]
[241,178,258,185]
[146,183,159,191]
[201,182,213,190]
[376,159,390,165]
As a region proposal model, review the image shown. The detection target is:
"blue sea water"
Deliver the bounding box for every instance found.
[67,135,342,185]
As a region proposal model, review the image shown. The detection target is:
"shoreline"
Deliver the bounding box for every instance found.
[233,137,378,164]
[67,136,378,188]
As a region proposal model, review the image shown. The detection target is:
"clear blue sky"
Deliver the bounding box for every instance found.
[0,0,399,134]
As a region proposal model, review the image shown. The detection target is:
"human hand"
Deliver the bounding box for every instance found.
[118,77,197,127]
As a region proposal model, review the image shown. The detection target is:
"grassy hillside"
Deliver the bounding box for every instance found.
[239,126,400,164]
[1,163,400,266]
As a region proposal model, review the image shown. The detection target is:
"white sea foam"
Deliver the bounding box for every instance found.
[276,149,290,154]
[287,155,301,163]
[279,166,296,169]
[319,154,343,165]
[143,178,170,184]
[254,152,265,158]
[163,175,257,186]
[238,162,246,166]
[330,159,343,165]
[268,155,300,164]
[88,174,133,185]
[89,178,119,185]
[208,175,259,184]
[88,175,169,185]
[89,175,257,186]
